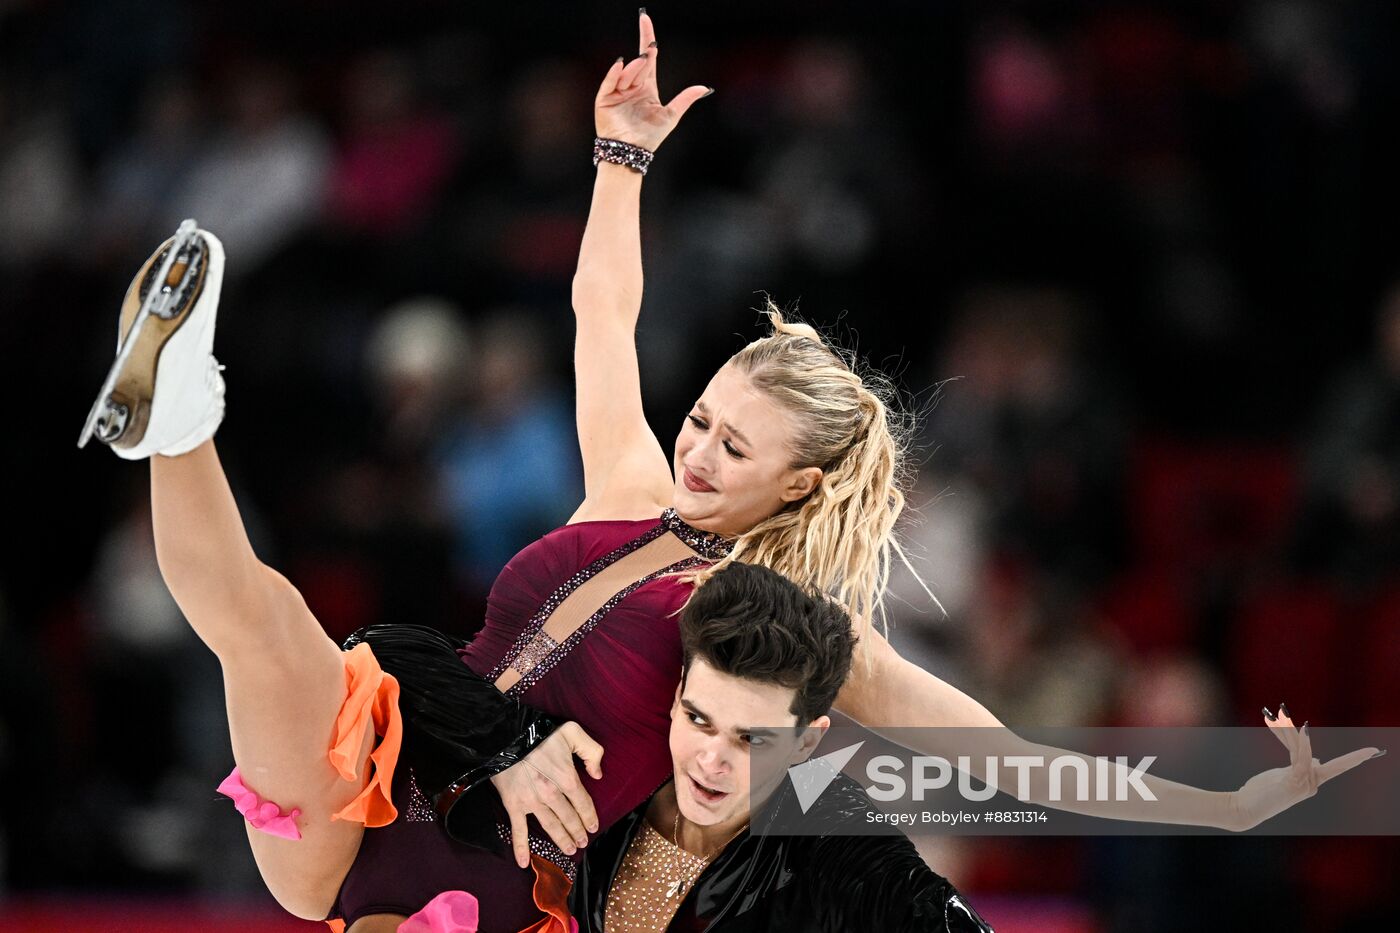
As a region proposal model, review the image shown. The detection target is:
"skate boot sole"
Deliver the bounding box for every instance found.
[78,221,213,450]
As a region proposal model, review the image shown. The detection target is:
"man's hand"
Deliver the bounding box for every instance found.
[490,721,605,868]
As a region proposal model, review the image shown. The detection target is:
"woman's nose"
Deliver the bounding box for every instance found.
[687,435,717,467]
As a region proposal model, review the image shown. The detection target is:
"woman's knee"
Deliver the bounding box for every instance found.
[252,837,356,921]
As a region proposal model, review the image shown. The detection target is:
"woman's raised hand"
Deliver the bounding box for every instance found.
[595,10,711,152]
[490,721,605,868]
[1227,704,1382,831]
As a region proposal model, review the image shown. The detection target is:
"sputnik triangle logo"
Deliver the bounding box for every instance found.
[787,741,864,813]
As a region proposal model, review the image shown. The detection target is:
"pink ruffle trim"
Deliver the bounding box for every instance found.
[397,891,480,933]
[216,767,302,841]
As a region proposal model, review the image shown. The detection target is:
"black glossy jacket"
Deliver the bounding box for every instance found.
[345,624,560,848]
[572,776,994,933]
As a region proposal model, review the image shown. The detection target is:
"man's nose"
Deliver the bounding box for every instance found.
[696,739,729,774]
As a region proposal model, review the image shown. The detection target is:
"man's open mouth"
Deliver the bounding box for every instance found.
[687,772,729,804]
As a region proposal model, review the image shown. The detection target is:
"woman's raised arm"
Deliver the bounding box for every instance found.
[838,630,1380,831]
[569,11,711,522]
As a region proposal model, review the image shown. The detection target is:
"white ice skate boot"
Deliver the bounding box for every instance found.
[78,220,226,459]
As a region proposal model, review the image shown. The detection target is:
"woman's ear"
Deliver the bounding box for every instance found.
[780,466,823,503]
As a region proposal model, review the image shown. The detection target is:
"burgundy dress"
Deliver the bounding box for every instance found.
[333,510,729,930]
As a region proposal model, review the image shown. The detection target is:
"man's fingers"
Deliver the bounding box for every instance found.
[545,788,590,849]
[665,84,713,121]
[535,758,590,846]
[565,722,606,781]
[507,809,531,869]
[532,805,578,857]
[559,775,600,835]
[1317,747,1381,785]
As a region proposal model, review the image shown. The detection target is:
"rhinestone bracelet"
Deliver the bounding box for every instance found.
[593,137,655,175]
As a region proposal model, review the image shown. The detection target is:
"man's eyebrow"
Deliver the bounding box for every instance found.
[693,401,752,449]
[681,699,780,738]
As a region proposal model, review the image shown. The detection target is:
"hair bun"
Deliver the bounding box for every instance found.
[763,300,824,343]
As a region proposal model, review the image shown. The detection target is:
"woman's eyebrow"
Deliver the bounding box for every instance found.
[695,401,752,447]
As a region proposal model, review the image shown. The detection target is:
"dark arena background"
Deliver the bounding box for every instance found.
[3,1,1399,930]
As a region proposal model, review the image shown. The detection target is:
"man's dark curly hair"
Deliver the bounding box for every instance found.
[680,562,857,725]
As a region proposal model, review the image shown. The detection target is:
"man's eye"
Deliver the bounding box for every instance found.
[744,735,766,748]
[687,712,706,726]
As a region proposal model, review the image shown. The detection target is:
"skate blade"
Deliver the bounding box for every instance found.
[78,219,209,449]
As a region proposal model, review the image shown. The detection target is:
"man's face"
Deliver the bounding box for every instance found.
[669,658,829,828]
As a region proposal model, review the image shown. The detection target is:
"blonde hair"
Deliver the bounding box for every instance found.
[687,300,921,654]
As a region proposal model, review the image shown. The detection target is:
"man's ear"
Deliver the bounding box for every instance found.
[791,714,831,763]
[672,679,683,712]
[780,466,823,503]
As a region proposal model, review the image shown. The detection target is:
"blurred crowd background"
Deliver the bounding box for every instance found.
[2,0,1398,930]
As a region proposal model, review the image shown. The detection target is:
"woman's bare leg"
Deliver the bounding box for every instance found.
[151,439,372,919]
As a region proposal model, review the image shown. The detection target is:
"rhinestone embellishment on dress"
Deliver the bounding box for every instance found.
[489,511,732,695]
[405,769,436,823]
[659,508,732,561]
[512,630,559,676]
[497,821,578,881]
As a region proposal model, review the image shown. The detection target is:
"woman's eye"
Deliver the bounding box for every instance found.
[687,415,707,430]
[723,441,745,459]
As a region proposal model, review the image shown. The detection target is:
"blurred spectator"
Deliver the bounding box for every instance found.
[434,308,583,595]
[1115,655,1227,727]
[281,298,469,641]
[88,76,206,263]
[928,285,1128,586]
[0,91,82,269]
[752,40,915,276]
[971,20,1087,166]
[456,60,593,298]
[365,296,474,456]
[1245,0,1355,121]
[165,61,330,271]
[959,560,1120,728]
[1296,283,1400,585]
[887,471,991,631]
[325,50,461,237]
[74,488,253,889]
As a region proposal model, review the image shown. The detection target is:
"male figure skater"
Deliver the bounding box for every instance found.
[571,562,993,932]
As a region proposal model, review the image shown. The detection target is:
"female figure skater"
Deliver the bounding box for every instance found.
[80,10,1379,933]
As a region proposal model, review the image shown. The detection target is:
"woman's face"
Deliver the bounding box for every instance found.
[671,365,821,537]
